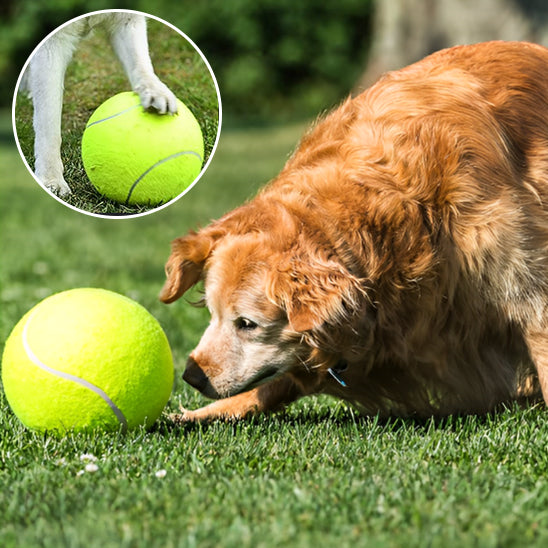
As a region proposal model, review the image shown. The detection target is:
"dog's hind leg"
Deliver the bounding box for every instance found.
[170,376,303,423]
[526,325,548,404]
[107,14,178,115]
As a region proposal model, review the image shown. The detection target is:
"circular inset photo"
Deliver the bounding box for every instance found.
[13,9,221,218]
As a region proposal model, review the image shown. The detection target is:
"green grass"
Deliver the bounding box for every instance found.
[1,111,548,547]
[13,18,219,217]
[1,401,547,548]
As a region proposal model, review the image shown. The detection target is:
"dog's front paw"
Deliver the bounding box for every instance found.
[135,80,178,115]
[35,158,72,197]
[168,407,199,425]
[168,403,224,424]
[38,175,72,197]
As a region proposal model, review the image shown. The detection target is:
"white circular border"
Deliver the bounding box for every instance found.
[11,8,223,220]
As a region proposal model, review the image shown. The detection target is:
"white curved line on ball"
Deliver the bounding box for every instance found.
[124,150,203,205]
[21,311,128,431]
[85,104,142,128]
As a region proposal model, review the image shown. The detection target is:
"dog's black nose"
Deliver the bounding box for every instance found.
[183,356,208,393]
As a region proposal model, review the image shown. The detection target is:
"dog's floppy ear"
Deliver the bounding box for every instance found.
[267,247,364,332]
[159,227,224,303]
[160,204,258,303]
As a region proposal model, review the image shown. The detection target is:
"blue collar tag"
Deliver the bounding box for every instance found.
[328,367,347,387]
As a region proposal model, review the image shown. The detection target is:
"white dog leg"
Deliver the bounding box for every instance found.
[29,29,81,196]
[107,15,178,115]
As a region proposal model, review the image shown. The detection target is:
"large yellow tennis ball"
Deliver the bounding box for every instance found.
[1,288,174,433]
[82,91,204,206]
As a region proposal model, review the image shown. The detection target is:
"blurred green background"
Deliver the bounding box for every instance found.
[0,0,373,119]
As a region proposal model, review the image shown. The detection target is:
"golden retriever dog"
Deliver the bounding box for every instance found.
[160,41,548,422]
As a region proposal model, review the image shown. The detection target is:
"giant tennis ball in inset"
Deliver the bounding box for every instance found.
[82,92,204,206]
[1,288,174,433]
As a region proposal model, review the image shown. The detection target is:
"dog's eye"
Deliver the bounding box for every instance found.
[235,317,258,331]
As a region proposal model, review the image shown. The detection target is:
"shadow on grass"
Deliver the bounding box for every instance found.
[156,395,547,438]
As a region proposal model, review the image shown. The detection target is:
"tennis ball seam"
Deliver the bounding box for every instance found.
[86,103,142,129]
[125,149,203,205]
[21,309,128,432]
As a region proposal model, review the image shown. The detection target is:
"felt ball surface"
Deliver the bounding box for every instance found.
[82,92,204,206]
[1,288,174,433]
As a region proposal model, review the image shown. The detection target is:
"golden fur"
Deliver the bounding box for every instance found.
[161,41,548,421]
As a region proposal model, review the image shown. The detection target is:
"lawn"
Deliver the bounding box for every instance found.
[13,17,220,217]
[1,111,548,547]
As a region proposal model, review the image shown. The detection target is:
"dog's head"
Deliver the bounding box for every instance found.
[160,203,366,399]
